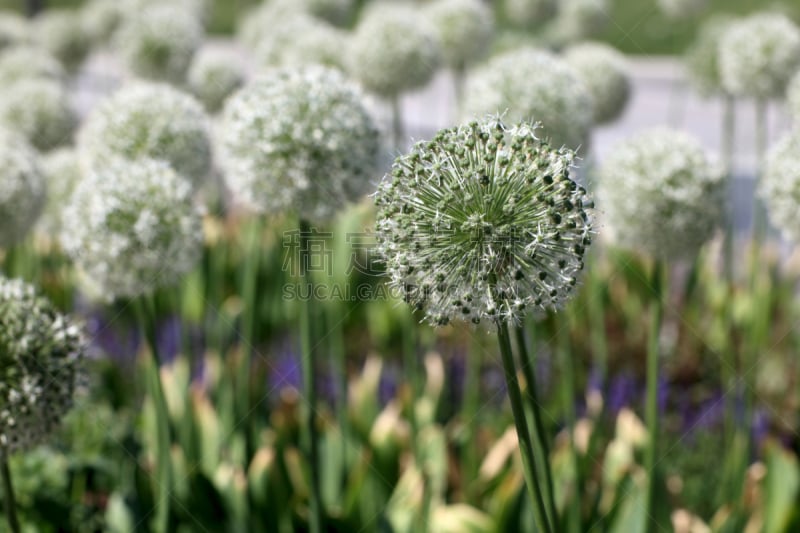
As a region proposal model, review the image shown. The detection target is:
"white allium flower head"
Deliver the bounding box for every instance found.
[0,45,65,85]
[462,47,593,150]
[81,0,125,46]
[220,66,382,221]
[718,12,800,99]
[685,15,736,96]
[375,118,593,326]
[0,276,84,454]
[60,157,203,299]
[761,133,800,241]
[598,128,725,259]
[0,130,46,248]
[113,4,203,84]
[37,148,83,237]
[563,41,631,125]
[348,5,442,97]
[187,47,245,113]
[656,0,707,19]
[425,0,494,70]
[547,0,609,46]
[237,0,304,49]
[0,12,29,51]
[0,78,76,152]
[78,82,212,189]
[121,0,212,27]
[254,14,348,72]
[788,71,800,123]
[306,0,355,26]
[503,0,557,29]
[32,9,91,72]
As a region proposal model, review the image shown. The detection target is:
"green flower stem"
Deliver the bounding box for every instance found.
[587,261,608,392]
[390,95,404,150]
[556,321,581,533]
[327,302,350,471]
[0,456,20,533]
[643,261,664,527]
[299,219,323,533]
[497,320,553,533]
[461,334,482,495]
[752,99,768,245]
[453,64,466,114]
[238,217,262,450]
[721,94,736,284]
[515,324,558,531]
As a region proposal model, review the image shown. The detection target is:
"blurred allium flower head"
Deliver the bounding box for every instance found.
[462,47,593,150]
[0,12,29,51]
[563,41,631,125]
[113,4,203,83]
[0,78,76,152]
[0,277,84,454]
[788,71,800,123]
[237,0,304,49]
[220,66,381,221]
[81,0,125,46]
[375,118,593,326]
[187,47,245,113]
[348,5,442,97]
[656,0,707,19]
[254,14,348,72]
[307,0,355,26]
[547,0,609,46]
[718,12,800,99]
[123,0,212,27]
[685,15,736,96]
[598,128,725,259]
[78,81,212,189]
[0,130,46,248]
[761,133,800,241]
[32,9,91,72]
[425,0,494,70]
[37,148,83,237]
[60,157,203,299]
[0,45,65,85]
[503,0,557,29]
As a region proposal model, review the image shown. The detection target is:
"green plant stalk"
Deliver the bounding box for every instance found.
[587,263,608,392]
[0,456,20,533]
[514,324,558,531]
[452,64,466,115]
[299,219,323,533]
[390,95,404,150]
[497,320,553,533]
[556,321,581,533]
[327,302,350,472]
[721,94,736,284]
[238,217,262,449]
[461,334,482,497]
[643,261,664,527]
[752,99,767,245]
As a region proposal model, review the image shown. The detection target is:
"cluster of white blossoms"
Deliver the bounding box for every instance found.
[0,276,84,454]
[546,0,609,46]
[503,0,556,29]
[718,13,800,99]
[306,0,354,26]
[37,149,83,237]
[598,128,725,259]
[78,82,211,189]
[254,14,347,72]
[220,66,381,221]
[187,47,245,113]
[425,0,494,71]
[81,0,125,46]
[0,130,46,248]
[60,157,203,300]
[0,45,65,86]
[375,118,593,326]
[462,47,593,150]
[685,15,735,96]
[761,134,800,242]
[32,9,91,72]
[0,12,28,51]
[348,5,442,98]
[123,0,212,26]
[656,0,707,19]
[563,41,630,125]
[788,71,800,123]
[113,4,203,83]
[0,78,76,152]
[237,0,304,49]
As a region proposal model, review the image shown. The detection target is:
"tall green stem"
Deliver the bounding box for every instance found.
[238,218,262,440]
[0,456,20,533]
[752,99,767,245]
[390,95,404,151]
[556,322,581,533]
[497,321,553,533]
[327,303,349,471]
[721,94,736,284]
[643,261,664,526]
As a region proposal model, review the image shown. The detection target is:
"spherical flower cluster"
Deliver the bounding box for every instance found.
[425,0,494,70]
[788,71,800,123]
[375,118,594,326]
[32,9,91,72]
[237,0,304,49]
[563,42,631,125]
[503,0,556,29]
[462,47,593,150]
[187,47,245,113]
[546,0,609,46]
[761,133,800,241]
[220,66,381,221]
[597,128,725,259]
[113,5,203,83]
[0,276,84,454]
[656,0,707,19]
[684,15,735,96]
[348,6,442,97]
[123,0,212,27]
[81,0,125,46]
[306,0,354,27]
[0,130,46,248]
[60,157,203,299]
[0,45,65,85]
[0,78,76,152]
[0,12,29,52]
[78,82,211,189]
[37,149,83,237]
[718,13,800,99]
[254,14,347,72]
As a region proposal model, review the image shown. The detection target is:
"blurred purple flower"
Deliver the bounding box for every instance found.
[607,373,639,414]
[85,312,141,363]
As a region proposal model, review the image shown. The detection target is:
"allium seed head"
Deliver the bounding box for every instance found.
[462,47,593,150]
[374,118,593,326]
[220,66,382,221]
[78,82,212,189]
[0,276,85,454]
[37,148,83,237]
[761,133,800,241]
[187,47,245,113]
[60,157,203,300]
[503,0,557,29]
[563,42,631,125]
[32,9,91,72]
[425,0,494,70]
[0,45,65,85]
[0,78,76,152]
[598,128,725,260]
[788,71,800,123]
[685,15,736,96]
[718,12,800,99]
[254,14,348,72]
[348,5,442,97]
[656,0,707,19]
[0,130,46,248]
